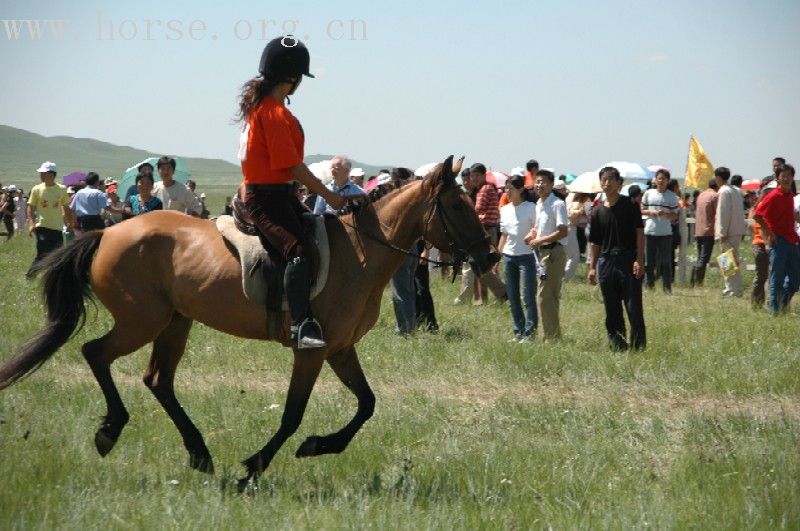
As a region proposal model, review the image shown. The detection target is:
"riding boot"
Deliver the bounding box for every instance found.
[284,256,326,350]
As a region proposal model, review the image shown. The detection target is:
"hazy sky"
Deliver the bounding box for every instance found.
[1,0,798,178]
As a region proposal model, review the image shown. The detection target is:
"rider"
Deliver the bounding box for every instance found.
[237,35,346,349]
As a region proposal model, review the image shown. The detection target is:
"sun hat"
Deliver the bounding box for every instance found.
[36,161,57,173]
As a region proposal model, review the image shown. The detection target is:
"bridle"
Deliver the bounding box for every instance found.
[338,184,489,274]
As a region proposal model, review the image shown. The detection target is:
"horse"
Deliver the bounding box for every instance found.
[0,155,495,486]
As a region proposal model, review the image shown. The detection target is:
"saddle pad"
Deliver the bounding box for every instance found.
[216,215,330,308]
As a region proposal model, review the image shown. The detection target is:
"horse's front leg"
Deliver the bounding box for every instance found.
[295,345,375,458]
[238,350,324,490]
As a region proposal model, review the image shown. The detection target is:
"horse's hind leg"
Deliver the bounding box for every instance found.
[83,319,166,457]
[296,345,375,458]
[142,312,214,474]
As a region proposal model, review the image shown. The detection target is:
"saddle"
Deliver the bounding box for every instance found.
[217,193,330,312]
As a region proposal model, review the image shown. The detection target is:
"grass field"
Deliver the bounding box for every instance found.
[1,206,799,529]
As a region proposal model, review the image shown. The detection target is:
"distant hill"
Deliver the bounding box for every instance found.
[0,125,392,189]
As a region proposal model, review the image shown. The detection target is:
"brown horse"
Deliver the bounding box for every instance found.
[0,155,494,485]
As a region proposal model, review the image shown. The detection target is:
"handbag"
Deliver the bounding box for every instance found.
[716,247,739,278]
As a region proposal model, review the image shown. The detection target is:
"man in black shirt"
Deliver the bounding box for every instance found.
[587,166,646,350]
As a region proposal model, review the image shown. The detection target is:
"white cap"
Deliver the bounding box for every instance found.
[6,184,19,192]
[37,161,57,173]
[350,167,365,177]
[66,186,75,194]
[104,177,116,186]
[377,172,392,185]
[200,192,207,198]
[510,166,525,177]
[553,179,567,190]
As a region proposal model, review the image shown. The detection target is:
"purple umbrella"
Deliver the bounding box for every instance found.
[63,171,86,186]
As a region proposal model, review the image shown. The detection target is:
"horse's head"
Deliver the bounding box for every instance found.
[421,155,500,276]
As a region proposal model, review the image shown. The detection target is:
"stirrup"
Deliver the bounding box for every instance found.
[291,318,327,350]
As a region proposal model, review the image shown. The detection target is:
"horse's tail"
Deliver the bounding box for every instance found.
[0,232,103,390]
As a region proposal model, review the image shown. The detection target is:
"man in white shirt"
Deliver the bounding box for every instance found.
[151,156,202,216]
[714,166,747,297]
[525,169,568,340]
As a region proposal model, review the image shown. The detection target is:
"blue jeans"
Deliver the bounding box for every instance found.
[391,252,418,333]
[768,235,800,315]
[503,254,537,336]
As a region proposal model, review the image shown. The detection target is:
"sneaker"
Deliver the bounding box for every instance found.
[507,335,522,343]
[292,318,327,350]
[517,336,531,344]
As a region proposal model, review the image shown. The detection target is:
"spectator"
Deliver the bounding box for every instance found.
[667,179,684,282]
[388,168,418,334]
[524,159,539,189]
[350,167,365,188]
[749,188,770,309]
[524,169,568,340]
[764,157,785,185]
[641,169,679,293]
[152,156,202,216]
[0,186,17,240]
[754,164,799,315]
[455,168,483,304]
[499,166,525,207]
[125,161,154,202]
[313,155,364,214]
[70,172,108,232]
[692,179,718,287]
[470,163,507,303]
[125,173,163,216]
[563,189,582,281]
[714,167,747,297]
[498,173,538,341]
[26,161,72,277]
[415,240,439,332]
[104,185,125,226]
[587,166,646,350]
[13,187,27,235]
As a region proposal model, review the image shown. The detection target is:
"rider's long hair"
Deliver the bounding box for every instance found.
[236,73,300,122]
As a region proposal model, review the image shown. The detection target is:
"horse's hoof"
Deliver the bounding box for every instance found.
[236,474,257,494]
[189,455,215,474]
[94,430,117,457]
[295,435,323,457]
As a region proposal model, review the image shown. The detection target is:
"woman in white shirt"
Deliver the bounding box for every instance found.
[498,174,538,341]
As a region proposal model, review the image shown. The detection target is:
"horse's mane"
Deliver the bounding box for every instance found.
[336,177,423,216]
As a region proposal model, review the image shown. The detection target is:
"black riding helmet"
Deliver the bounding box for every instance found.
[258,35,314,79]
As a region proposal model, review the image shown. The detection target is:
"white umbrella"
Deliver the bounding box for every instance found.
[308,159,332,185]
[603,161,651,181]
[568,170,601,193]
[414,162,438,177]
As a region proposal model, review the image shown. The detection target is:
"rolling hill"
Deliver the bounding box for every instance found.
[0,125,391,189]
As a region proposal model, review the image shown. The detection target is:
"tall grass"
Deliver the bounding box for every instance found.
[1,208,798,529]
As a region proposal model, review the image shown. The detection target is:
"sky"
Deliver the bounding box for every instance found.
[1,0,798,179]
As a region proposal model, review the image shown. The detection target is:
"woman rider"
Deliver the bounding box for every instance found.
[237,35,346,349]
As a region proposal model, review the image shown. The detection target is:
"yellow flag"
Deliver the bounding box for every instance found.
[684,135,714,189]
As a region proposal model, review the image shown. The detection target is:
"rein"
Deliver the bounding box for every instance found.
[337,193,487,273]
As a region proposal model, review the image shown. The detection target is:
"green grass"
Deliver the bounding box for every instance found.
[1,208,799,529]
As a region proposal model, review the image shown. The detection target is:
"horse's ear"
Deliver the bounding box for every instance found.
[452,156,465,176]
[441,155,455,187]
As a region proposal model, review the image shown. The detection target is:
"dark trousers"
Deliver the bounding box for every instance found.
[751,243,769,309]
[692,235,715,286]
[77,215,105,232]
[576,226,587,256]
[415,258,438,331]
[244,186,308,262]
[598,251,646,350]
[645,235,673,291]
[27,227,63,277]
[2,215,13,238]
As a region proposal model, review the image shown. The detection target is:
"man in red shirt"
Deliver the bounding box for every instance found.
[754,164,799,315]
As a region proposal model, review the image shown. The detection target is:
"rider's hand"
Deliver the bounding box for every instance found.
[326,194,347,211]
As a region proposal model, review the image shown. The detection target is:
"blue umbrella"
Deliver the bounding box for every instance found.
[117,157,192,199]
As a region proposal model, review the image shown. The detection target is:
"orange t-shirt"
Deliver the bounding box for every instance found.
[240,96,304,185]
[499,192,510,207]
[751,218,765,246]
